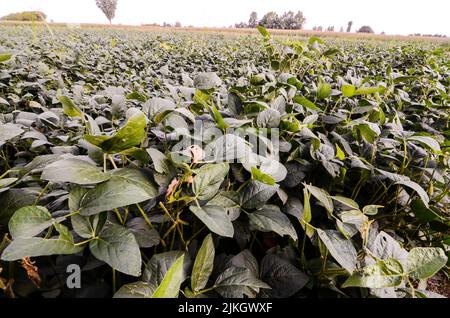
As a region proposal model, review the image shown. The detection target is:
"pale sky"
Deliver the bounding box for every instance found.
[1,0,449,36]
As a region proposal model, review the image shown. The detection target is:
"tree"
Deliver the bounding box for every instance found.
[346,21,353,32]
[293,11,306,29]
[248,11,258,28]
[317,26,323,31]
[259,11,280,29]
[95,0,118,24]
[326,26,335,32]
[339,26,344,32]
[357,25,374,33]
[175,21,182,28]
[0,11,46,21]
[280,11,295,29]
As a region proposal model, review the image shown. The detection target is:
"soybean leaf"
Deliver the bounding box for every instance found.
[239,180,279,210]
[194,72,222,90]
[341,84,356,98]
[395,180,429,207]
[1,224,82,261]
[152,255,185,298]
[317,229,357,273]
[407,136,441,153]
[261,254,309,297]
[84,110,147,153]
[214,267,270,298]
[126,217,160,248]
[80,168,158,215]
[293,95,322,112]
[0,53,12,62]
[41,158,110,185]
[250,167,276,185]
[58,95,82,117]
[147,148,171,174]
[142,251,190,286]
[189,205,234,238]
[9,206,55,239]
[304,184,333,213]
[193,163,229,201]
[406,247,448,280]
[248,205,298,241]
[342,258,404,288]
[191,234,215,292]
[89,223,142,277]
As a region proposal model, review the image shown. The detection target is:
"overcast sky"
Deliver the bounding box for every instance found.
[1,0,449,35]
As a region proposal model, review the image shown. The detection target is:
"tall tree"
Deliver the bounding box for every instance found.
[293,11,306,29]
[346,21,353,32]
[248,11,258,28]
[95,0,118,24]
[259,11,280,29]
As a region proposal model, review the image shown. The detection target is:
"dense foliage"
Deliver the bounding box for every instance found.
[0,25,449,298]
[0,11,47,22]
[235,11,306,30]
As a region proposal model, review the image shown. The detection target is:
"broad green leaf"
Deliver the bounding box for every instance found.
[189,205,234,238]
[1,224,82,261]
[293,95,322,112]
[261,254,309,297]
[153,255,185,298]
[146,148,171,174]
[354,86,379,95]
[250,167,275,185]
[407,136,441,153]
[80,168,158,215]
[193,163,229,201]
[406,247,448,280]
[0,53,12,62]
[362,205,383,215]
[256,108,281,128]
[248,205,298,241]
[0,178,17,191]
[84,111,147,153]
[214,267,270,298]
[9,206,54,239]
[89,223,142,276]
[395,180,429,208]
[317,229,357,273]
[239,180,279,210]
[356,123,380,143]
[191,234,215,292]
[114,281,157,298]
[142,251,190,286]
[0,123,24,146]
[317,82,331,99]
[58,95,82,117]
[331,196,359,210]
[41,158,110,185]
[341,84,356,97]
[193,72,222,90]
[304,184,333,213]
[126,217,160,248]
[343,258,404,288]
[256,25,270,38]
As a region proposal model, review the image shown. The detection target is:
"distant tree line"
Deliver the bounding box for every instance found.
[235,11,306,30]
[410,33,447,38]
[0,11,47,21]
[312,24,375,34]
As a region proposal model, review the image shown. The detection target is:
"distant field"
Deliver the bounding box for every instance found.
[1,20,449,44]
